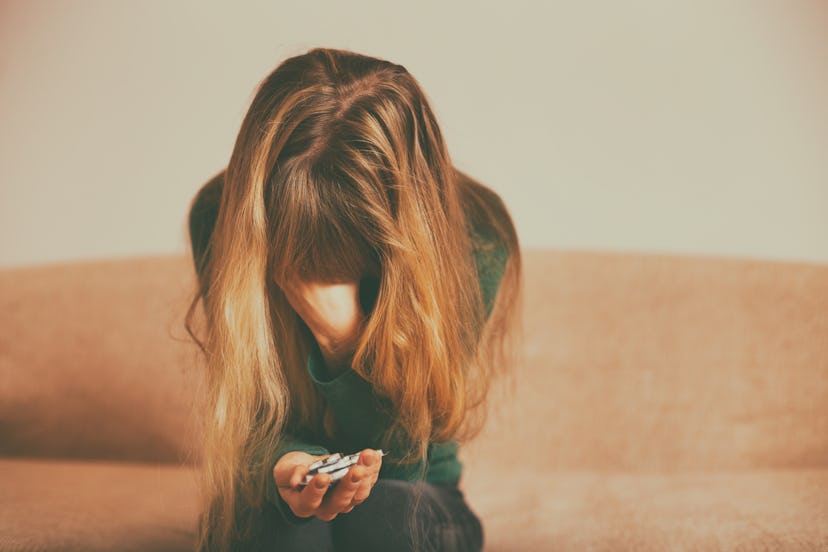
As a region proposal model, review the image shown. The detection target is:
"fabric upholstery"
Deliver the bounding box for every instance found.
[0,256,204,465]
[0,458,198,552]
[1,249,827,550]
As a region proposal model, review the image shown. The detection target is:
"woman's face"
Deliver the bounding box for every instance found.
[273,253,380,321]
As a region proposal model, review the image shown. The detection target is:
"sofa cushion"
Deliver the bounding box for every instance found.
[461,467,828,551]
[2,457,826,551]
[0,457,198,552]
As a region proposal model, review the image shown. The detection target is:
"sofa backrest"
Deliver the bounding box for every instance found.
[0,255,205,464]
[1,251,826,472]
[465,250,828,474]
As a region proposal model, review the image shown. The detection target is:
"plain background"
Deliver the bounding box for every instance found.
[1,0,826,269]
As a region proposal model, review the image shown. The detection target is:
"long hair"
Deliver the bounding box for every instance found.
[184,47,523,550]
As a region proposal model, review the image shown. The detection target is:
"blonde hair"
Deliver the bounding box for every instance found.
[184,47,523,550]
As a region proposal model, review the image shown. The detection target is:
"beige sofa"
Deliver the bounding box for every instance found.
[1,249,827,551]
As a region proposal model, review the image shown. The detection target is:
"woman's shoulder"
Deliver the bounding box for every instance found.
[454,169,514,264]
[188,169,226,276]
[453,169,515,316]
[190,169,225,220]
[469,224,510,318]
[454,168,515,246]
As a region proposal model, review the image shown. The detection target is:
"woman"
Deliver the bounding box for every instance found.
[185,47,522,551]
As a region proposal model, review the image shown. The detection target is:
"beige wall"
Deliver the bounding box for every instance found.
[1,1,826,268]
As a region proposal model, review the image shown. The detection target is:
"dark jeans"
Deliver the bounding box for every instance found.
[232,479,484,551]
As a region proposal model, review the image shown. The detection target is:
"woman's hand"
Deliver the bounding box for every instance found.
[280,277,367,374]
[273,449,383,521]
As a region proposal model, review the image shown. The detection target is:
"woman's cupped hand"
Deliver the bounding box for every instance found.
[273,449,383,521]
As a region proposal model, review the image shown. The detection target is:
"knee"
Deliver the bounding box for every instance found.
[333,479,481,552]
[332,480,430,551]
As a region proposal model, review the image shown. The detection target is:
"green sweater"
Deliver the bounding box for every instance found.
[187,175,510,523]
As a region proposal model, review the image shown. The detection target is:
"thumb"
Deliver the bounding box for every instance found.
[274,459,305,489]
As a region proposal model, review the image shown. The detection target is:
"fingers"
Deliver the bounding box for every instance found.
[273,451,321,487]
[358,448,382,483]
[273,457,302,489]
[348,476,373,510]
[342,449,383,513]
[315,464,367,521]
[293,473,331,517]
[288,463,308,488]
[274,461,332,519]
[342,449,382,493]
